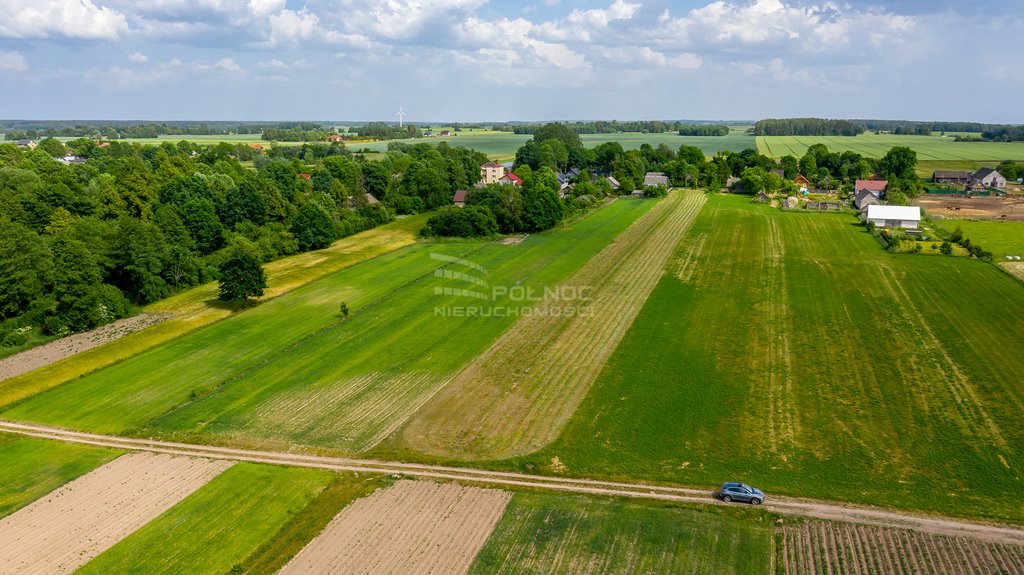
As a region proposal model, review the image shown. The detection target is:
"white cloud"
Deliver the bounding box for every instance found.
[0,0,129,40]
[249,0,284,18]
[128,51,148,63]
[215,57,241,72]
[0,51,28,71]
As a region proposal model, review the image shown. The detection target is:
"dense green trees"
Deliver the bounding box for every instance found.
[217,248,267,302]
[421,206,499,238]
[753,118,864,136]
[291,203,335,251]
[677,125,730,136]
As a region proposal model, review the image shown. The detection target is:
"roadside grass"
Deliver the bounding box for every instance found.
[75,463,335,575]
[757,134,1024,161]
[468,491,773,575]
[517,194,1024,523]
[0,434,122,519]
[238,473,390,575]
[1,240,472,433]
[145,199,655,453]
[0,213,427,410]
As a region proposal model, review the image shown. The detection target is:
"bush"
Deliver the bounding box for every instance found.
[421,205,499,238]
[2,331,28,347]
[940,241,953,255]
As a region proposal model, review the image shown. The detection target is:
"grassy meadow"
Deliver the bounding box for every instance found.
[76,463,340,575]
[469,492,772,574]
[520,195,1024,523]
[934,219,1024,257]
[757,133,1024,161]
[0,435,122,519]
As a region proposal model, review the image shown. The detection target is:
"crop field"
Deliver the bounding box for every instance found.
[398,190,707,460]
[0,435,121,519]
[280,480,511,575]
[468,492,772,574]
[757,133,1024,161]
[76,463,335,575]
[528,195,1024,522]
[0,453,230,575]
[0,213,427,411]
[783,521,1024,575]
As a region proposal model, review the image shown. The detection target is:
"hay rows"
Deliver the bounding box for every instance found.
[784,521,1024,575]
[402,190,707,459]
[0,453,231,575]
[279,480,510,575]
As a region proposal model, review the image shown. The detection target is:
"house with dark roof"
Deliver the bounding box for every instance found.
[452,190,468,207]
[756,192,771,203]
[643,172,669,187]
[499,172,523,187]
[970,167,1006,189]
[630,189,646,198]
[933,170,971,184]
[439,130,452,137]
[854,189,880,210]
[15,139,37,149]
[771,169,785,178]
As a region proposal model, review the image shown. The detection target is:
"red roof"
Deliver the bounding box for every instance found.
[299,173,311,180]
[453,190,468,203]
[500,173,523,186]
[251,144,264,150]
[855,179,887,191]
[327,134,342,141]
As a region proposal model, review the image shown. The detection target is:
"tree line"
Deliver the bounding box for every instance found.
[752,118,864,136]
[677,125,730,136]
[505,120,723,135]
[3,122,314,141]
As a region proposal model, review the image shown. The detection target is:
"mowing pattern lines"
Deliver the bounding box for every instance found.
[278,480,511,575]
[0,452,230,575]
[400,190,707,460]
[783,521,1024,575]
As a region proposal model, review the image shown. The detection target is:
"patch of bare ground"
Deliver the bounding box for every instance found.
[916,195,1024,221]
[1003,261,1024,283]
[399,190,706,460]
[278,480,511,575]
[0,314,170,383]
[0,452,231,575]
[784,521,1024,575]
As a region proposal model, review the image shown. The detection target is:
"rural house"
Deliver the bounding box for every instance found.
[452,190,468,207]
[794,174,811,186]
[439,130,451,137]
[771,169,785,178]
[855,179,888,199]
[606,176,621,190]
[480,161,504,184]
[970,168,1007,189]
[643,172,669,187]
[756,191,771,203]
[15,139,37,149]
[933,170,971,184]
[499,172,523,187]
[855,190,880,209]
[864,205,921,229]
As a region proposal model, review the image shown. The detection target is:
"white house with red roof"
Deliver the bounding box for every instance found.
[499,172,523,187]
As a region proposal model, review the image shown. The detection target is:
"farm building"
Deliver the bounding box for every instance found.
[630,190,646,198]
[440,130,452,137]
[864,205,921,229]
[855,179,888,198]
[855,190,880,209]
[452,190,468,207]
[557,169,581,187]
[771,169,785,178]
[970,167,1006,189]
[480,161,505,184]
[499,173,523,187]
[725,176,741,191]
[15,139,37,149]
[606,176,620,190]
[643,172,669,187]
[933,170,971,184]
[327,134,342,142]
[794,174,811,186]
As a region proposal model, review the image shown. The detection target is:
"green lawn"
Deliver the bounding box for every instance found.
[468,492,772,575]
[76,463,337,575]
[0,434,121,519]
[936,219,1024,257]
[519,195,1024,523]
[757,133,1024,161]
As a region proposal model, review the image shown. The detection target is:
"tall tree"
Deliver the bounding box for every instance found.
[218,248,267,303]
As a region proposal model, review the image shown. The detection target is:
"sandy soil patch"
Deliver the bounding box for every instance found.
[0,452,231,575]
[0,314,170,383]
[279,480,511,575]
[916,195,1024,221]
[1003,261,1024,282]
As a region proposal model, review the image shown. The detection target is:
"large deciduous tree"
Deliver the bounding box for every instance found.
[218,248,267,303]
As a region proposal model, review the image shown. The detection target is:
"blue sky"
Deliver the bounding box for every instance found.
[0,0,1020,123]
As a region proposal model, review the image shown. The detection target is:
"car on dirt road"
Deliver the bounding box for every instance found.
[716,482,765,505]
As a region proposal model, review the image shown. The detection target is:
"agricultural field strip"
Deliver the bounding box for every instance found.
[2,420,1021,546]
[784,521,1024,575]
[0,451,231,575]
[279,480,510,575]
[757,134,1024,160]
[400,190,707,459]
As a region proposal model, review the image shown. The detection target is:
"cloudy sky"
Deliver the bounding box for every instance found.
[0,0,1020,122]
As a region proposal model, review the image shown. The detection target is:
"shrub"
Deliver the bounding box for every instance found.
[2,330,28,347]
[940,241,953,255]
[421,205,499,238]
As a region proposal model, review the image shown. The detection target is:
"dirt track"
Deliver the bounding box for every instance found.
[2,420,1021,547]
[280,480,509,574]
[0,451,230,575]
[0,314,170,383]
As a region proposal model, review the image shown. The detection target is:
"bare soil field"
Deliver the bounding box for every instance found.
[0,452,231,575]
[916,195,1024,221]
[278,480,511,575]
[1004,262,1024,282]
[399,190,707,460]
[0,314,169,383]
[784,521,1024,575]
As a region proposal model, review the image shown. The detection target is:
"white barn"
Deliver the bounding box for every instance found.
[864,205,921,229]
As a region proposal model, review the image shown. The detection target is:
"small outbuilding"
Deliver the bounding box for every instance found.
[630,190,646,198]
[864,205,921,229]
[452,189,468,207]
[606,176,620,190]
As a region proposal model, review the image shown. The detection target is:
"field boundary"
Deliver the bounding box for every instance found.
[2,419,1021,545]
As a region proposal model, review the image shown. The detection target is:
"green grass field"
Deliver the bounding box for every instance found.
[934,219,1024,257]
[468,492,772,574]
[76,463,337,575]
[757,133,1024,161]
[519,195,1024,523]
[0,434,121,519]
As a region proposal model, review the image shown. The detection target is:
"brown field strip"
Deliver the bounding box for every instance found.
[278,480,511,575]
[784,521,1024,575]
[399,190,707,460]
[0,452,231,575]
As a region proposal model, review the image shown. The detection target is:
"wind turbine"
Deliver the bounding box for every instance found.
[396,105,406,129]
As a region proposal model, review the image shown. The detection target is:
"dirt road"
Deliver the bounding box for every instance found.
[1,420,1021,546]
